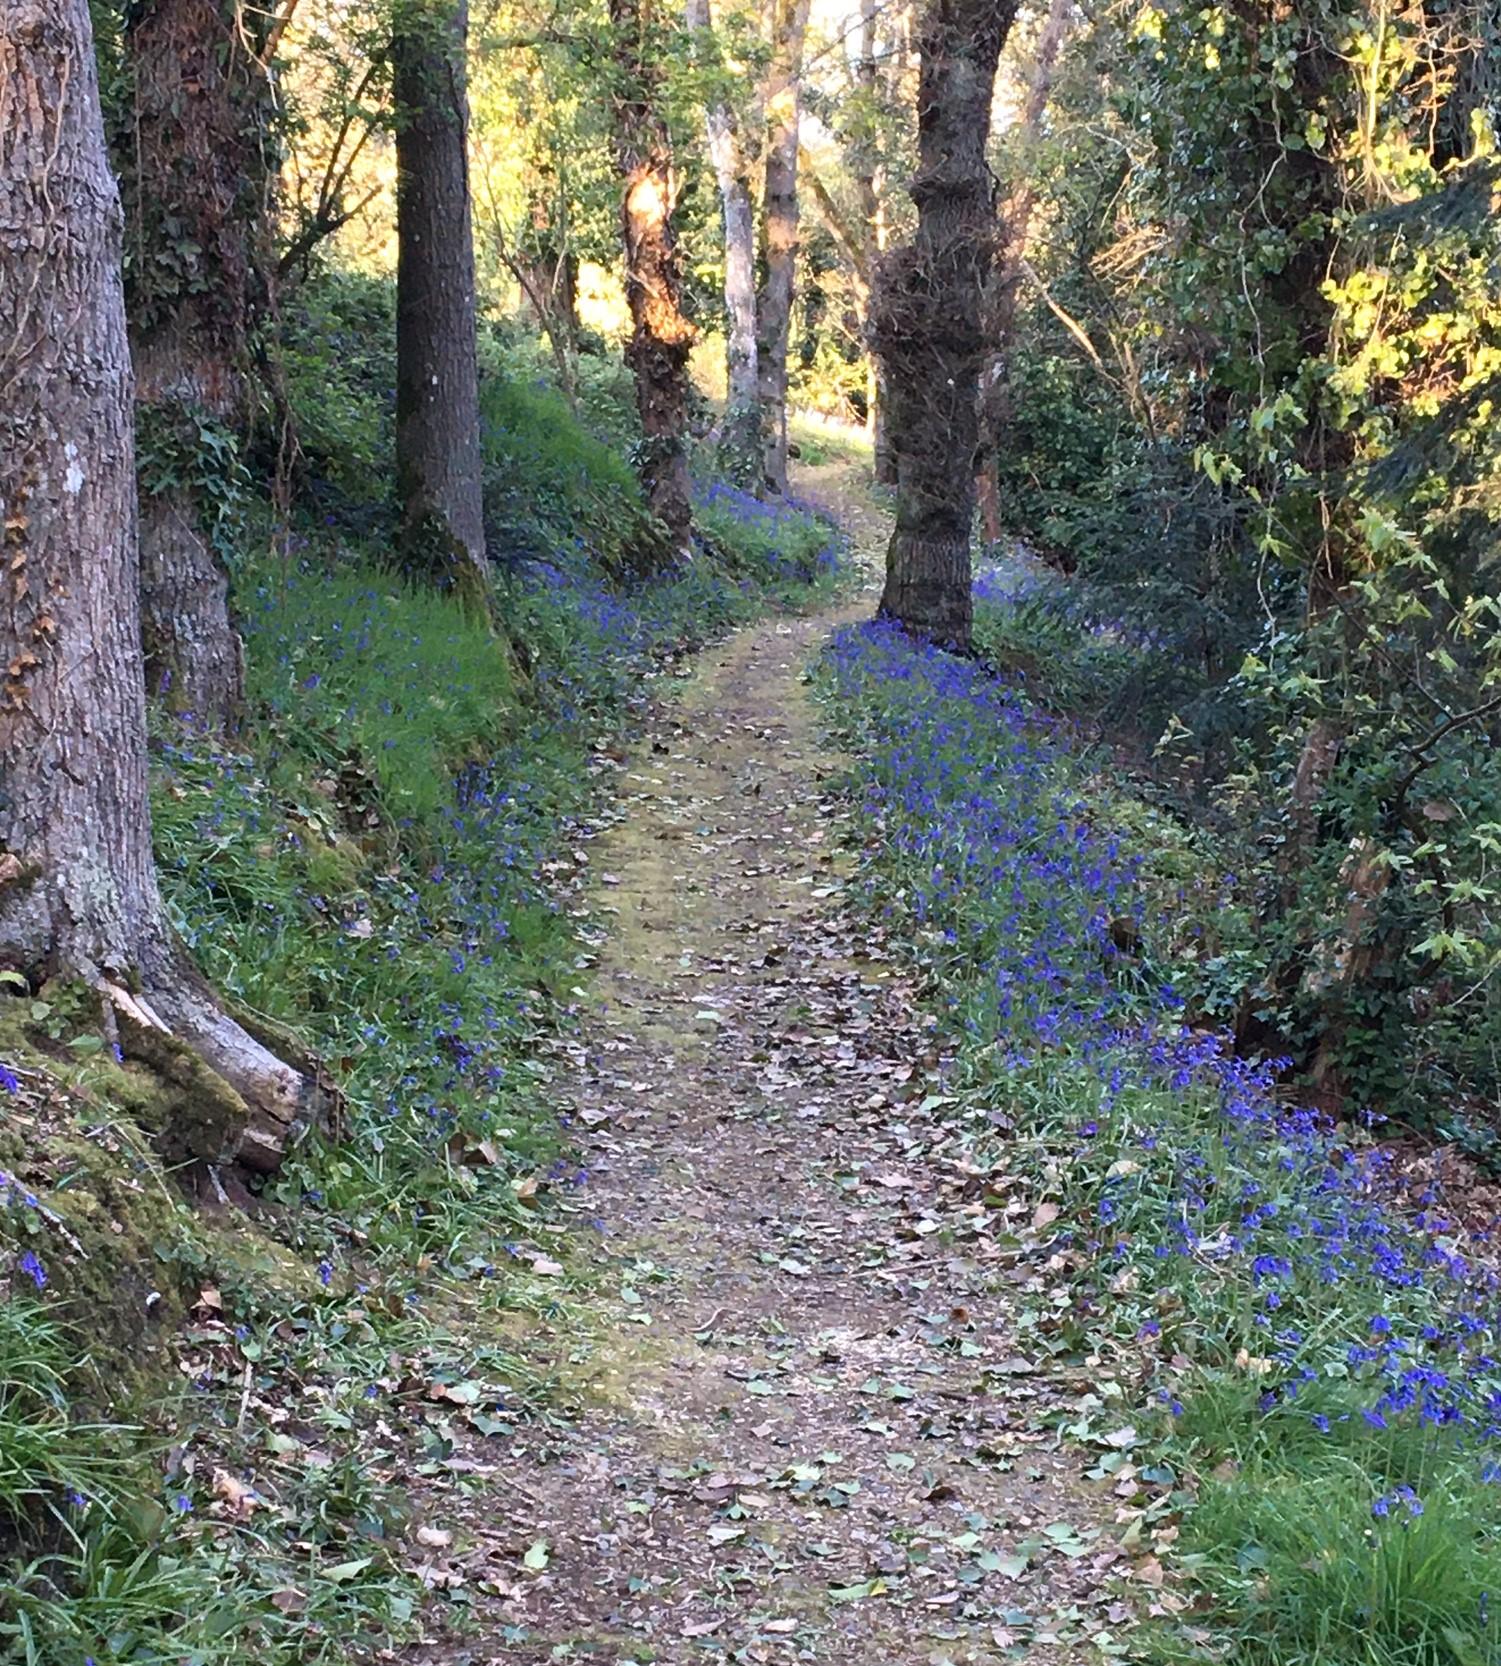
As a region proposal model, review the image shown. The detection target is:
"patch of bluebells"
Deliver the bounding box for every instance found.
[1,1166,47,1290]
[698,483,841,586]
[826,616,1501,1471]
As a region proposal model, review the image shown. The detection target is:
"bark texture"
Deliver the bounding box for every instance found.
[394,0,488,600]
[611,0,696,555]
[126,0,263,727]
[687,0,761,483]
[756,0,812,495]
[0,0,329,1175]
[872,0,1017,651]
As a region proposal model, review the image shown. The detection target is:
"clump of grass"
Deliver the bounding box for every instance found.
[787,414,873,469]
[0,1297,259,1666]
[0,1299,130,1532]
[1177,1460,1501,1666]
[481,374,659,570]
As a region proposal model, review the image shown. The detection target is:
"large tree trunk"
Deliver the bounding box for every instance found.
[125,0,264,729]
[687,0,761,484]
[872,0,1017,651]
[0,0,332,1179]
[976,0,1072,543]
[611,0,696,556]
[393,0,489,604]
[756,0,812,495]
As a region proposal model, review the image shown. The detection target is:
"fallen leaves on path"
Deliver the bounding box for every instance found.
[399,475,1164,1666]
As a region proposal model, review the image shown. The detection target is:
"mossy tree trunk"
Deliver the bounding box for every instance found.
[0,0,333,1179]
[611,0,696,556]
[393,0,489,603]
[125,0,265,729]
[756,0,811,496]
[872,0,1017,652]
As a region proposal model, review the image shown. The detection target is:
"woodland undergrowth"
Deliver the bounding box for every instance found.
[821,577,1501,1666]
[0,344,839,1665]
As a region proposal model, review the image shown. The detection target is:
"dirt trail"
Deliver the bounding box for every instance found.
[410,462,1117,1665]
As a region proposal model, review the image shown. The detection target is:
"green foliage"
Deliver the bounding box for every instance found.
[823,618,1501,1666]
[1165,1452,1501,1666]
[0,1300,250,1665]
[480,371,658,569]
[0,1288,416,1665]
[279,270,399,522]
[0,1301,130,1533]
[989,0,1501,1120]
[134,399,251,561]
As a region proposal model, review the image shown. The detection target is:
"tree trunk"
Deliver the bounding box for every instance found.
[518,166,580,406]
[872,0,1017,651]
[855,0,897,485]
[869,358,895,483]
[756,0,812,495]
[975,0,1072,543]
[125,0,263,728]
[393,0,489,604]
[687,0,761,484]
[0,0,332,1178]
[611,0,696,555]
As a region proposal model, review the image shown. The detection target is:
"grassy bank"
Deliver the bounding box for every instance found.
[0,363,839,1665]
[820,597,1501,1666]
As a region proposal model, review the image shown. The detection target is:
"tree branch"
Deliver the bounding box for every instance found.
[799,148,870,299]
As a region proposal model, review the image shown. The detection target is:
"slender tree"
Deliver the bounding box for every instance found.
[756,0,812,494]
[611,0,697,553]
[975,0,1072,541]
[688,0,761,483]
[125,0,269,727]
[393,0,489,602]
[854,0,896,484]
[0,0,330,1178]
[872,0,1017,650]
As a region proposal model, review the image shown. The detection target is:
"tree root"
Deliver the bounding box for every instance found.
[104,963,342,1179]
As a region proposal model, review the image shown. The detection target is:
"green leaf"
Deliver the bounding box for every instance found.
[321,1558,374,1583]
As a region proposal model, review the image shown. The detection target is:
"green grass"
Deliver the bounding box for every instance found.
[1172,1461,1501,1666]
[787,413,873,469]
[2,329,841,1664]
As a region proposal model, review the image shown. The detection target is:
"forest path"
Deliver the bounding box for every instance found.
[409,459,1117,1666]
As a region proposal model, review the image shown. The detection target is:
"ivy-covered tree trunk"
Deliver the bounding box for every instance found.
[125,0,261,728]
[0,0,332,1179]
[873,0,1017,651]
[393,0,489,603]
[611,0,696,555]
[687,0,761,484]
[756,0,811,495]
